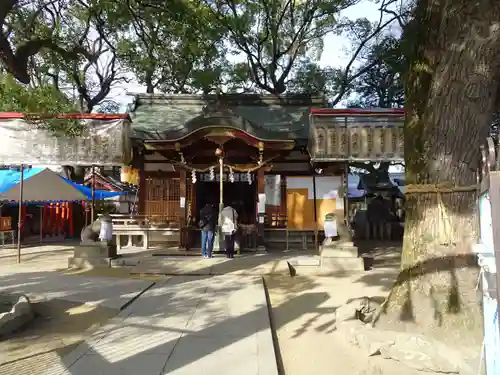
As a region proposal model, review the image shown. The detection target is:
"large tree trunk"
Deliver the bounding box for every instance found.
[374,0,500,349]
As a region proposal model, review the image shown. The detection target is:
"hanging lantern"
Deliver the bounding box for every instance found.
[247,171,252,185]
[209,166,215,181]
[191,170,197,184]
[131,168,139,185]
[121,166,139,185]
[120,166,130,183]
[123,167,138,185]
[229,167,235,183]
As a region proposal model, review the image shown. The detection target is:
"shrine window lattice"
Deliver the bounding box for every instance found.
[144,177,181,224]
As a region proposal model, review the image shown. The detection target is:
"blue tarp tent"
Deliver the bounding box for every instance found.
[62,178,126,200]
[0,168,45,193]
[0,168,125,203]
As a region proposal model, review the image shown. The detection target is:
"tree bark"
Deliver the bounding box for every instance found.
[374,0,500,348]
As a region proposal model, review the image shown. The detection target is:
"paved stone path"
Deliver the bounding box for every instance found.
[0,273,154,309]
[45,275,278,375]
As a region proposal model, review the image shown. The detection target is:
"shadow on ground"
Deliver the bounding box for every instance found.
[0,243,405,375]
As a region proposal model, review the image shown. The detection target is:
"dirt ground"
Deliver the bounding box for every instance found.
[263,274,430,375]
[0,244,443,375]
[0,299,117,375]
[0,266,165,375]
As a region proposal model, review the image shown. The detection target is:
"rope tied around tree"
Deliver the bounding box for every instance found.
[404,183,479,245]
[404,183,479,194]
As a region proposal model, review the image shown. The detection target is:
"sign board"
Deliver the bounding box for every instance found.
[264,175,281,206]
[0,118,132,166]
[479,192,494,254]
[309,114,404,161]
[257,193,266,213]
[199,172,253,182]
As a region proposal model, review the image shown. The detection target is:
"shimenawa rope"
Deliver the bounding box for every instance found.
[404,182,478,244]
[404,183,478,194]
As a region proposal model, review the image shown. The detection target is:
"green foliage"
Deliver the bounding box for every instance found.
[110,0,227,94]
[287,16,403,104]
[348,35,404,108]
[286,58,344,96]
[0,73,81,135]
[2,0,128,112]
[194,0,355,94]
[1,0,401,102]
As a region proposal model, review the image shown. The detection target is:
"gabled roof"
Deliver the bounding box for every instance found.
[128,93,325,141]
[84,170,137,192]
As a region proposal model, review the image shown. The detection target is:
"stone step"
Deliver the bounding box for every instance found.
[68,257,111,269]
[320,246,358,258]
[73,245,117,259]
[320,256,366,272]
[287,256,321,267]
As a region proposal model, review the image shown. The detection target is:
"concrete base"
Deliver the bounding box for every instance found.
[256,245,267,253]
[68,257,112,269]
[320,243,366,271]
[73,243,117,259]
[288,257,321,267]
[320,245,358,258]
[320,256,366,272]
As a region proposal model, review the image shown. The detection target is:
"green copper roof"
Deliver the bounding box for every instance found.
[128,93,325,141]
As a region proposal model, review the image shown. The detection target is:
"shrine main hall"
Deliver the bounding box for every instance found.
[125,93,404,251]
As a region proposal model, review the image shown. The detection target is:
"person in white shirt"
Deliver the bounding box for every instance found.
[220,203,238,258]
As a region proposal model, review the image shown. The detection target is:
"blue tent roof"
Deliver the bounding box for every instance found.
[62,178,125,200]
[0,168,45,193]
[0,168,125,203]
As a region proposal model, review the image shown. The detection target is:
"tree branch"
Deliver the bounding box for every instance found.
[330,12,398,106]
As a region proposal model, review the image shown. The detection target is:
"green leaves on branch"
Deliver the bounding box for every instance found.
[193,0,356,94]
[112,0,227,94]
[0,0,403,103]
[0,73,82,135]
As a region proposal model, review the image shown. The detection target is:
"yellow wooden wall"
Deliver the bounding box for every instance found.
[286,176,343,230]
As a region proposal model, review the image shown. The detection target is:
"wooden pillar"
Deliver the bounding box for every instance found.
[49,203,56,236]
[68,202,74,237]
[42,204,49,237]
[312,173,318,251]
[179,168,187,249]
[256,168,266,250]
[138,154,146,215]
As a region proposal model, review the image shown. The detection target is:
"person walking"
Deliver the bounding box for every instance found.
[199,203,216,258]
[221,203,238,258]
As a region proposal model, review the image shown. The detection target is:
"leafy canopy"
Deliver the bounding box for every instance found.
[0,73,81,135]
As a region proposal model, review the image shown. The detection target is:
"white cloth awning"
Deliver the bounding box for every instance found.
[0,115,132,166]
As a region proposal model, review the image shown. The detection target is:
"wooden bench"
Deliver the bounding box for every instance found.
[109,215,180,250]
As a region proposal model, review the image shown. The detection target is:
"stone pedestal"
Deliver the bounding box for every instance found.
[69,242,117,269]
[320,241,366,272]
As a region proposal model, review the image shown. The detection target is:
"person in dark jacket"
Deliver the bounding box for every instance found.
[199,203,216,258]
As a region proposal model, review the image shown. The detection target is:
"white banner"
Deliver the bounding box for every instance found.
[264,175,281,206]
[0,117,132,166]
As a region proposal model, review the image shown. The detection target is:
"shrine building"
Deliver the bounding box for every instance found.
[127,93,404,250]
